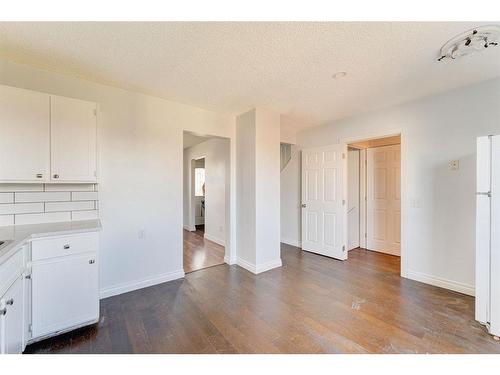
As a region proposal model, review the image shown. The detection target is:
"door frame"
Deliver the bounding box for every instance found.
[190,156,206,230]
[183,131,235,268]
[340,129,406,277]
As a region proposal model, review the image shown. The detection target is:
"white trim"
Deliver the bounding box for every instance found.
[340,128,407,277]
[236,257,282,274]
[256,258,282,274]
[99,269,185,299]
[204,233,225,247]
[281,238,301,248]
[224,255,237,265]
[406,269,475,296]
[183,224,195,231]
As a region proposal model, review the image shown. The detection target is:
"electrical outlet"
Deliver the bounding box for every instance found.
[449,160,460,170]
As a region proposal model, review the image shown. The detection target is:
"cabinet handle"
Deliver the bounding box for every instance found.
[5,299,13,306]
[0,308,6,316]
[36,173,43,178]
[89,259,95,264]
[63,244,70,249]
[53,174,60,179]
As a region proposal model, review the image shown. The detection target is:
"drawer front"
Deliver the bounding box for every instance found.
[31,232,99,261]
[0,248,24,295]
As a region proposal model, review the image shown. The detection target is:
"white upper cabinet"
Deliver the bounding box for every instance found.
[50,96,97,182]
[0,85,98,183]
[0,85,50,182]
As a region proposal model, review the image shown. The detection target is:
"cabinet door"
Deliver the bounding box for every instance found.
[0,277,24,354]
[32,254,99,339]
[50,95,97,182]
[0,85,50,182]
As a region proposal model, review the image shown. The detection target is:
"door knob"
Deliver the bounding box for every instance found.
[5,298,13,306]
[53,174,60,179]
[301,204,307,208]
[89,259,96,264]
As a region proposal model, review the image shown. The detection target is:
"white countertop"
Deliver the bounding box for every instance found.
[0,219,102,264]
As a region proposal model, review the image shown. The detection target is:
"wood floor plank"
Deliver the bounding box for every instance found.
[25,245,500,354]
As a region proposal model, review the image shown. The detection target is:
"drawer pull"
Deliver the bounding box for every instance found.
[36,173,43,178]
[89,259,95,264]
[5,298,14,306]
[63,244,70,249]
[0,308,6,316]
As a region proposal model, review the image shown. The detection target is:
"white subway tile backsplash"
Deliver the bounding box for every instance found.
[0,184,44,192]
[0,203,44,215]
[0,215,14,226]
[0,183,99,226]
[72,191,98,201]
[72,210,99,221]
[45,201,95,212]
[15,212,71,225]
[45,183,96,192]
[15,191,71,203]
[0,193,14,204]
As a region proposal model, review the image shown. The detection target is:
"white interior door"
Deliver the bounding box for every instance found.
[366,144,401,255]
[301,145,347,260]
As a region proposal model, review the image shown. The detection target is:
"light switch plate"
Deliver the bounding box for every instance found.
[449,160,460,170]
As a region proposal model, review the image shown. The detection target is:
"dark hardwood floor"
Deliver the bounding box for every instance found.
[24,245,500,354]
[183,227,225,273]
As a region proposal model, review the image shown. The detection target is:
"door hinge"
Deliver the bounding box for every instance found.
[94,170,97,177]
[476,191,491,197]
[28,324,32,333]
[342,245,346,252]
[365,232,367,239]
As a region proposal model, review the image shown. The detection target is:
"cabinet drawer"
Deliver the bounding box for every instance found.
[0,249,24,295]
[31,232,99,261]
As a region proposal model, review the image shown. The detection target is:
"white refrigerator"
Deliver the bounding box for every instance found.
[476,135,500,338]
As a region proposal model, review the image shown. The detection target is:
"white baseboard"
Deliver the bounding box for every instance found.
[99,269,185,299]
[236,257,282,274]
[224,254,237,265]
[183,225,195,231]
[281,238,301,248]
[204,233,226,247]
[406,270,475,296]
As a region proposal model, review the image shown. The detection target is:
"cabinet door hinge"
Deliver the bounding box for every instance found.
[342,245,346,252]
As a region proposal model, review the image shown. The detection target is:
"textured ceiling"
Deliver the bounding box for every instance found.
[1,22,499,132]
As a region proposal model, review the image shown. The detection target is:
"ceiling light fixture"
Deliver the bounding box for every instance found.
[332,71,347,79]
[438,25,500,62]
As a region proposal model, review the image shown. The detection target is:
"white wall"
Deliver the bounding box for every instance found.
[236,108,281,273]
[0,59,235,297]
[183,137,230,246]
[280,145,301,247]
[236,110,257,265]
[281,78,500,295]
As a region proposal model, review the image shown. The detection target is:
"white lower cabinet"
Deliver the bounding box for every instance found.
[31,233,99,341]
[0,277,24,354]
[0,231,99,353]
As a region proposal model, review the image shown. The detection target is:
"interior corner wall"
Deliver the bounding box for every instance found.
[183,137,230,245]
[283,78,500,295]
[0,58,235,297]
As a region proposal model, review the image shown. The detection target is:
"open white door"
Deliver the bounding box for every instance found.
[366,144,401,255]
[301,144,347,260]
